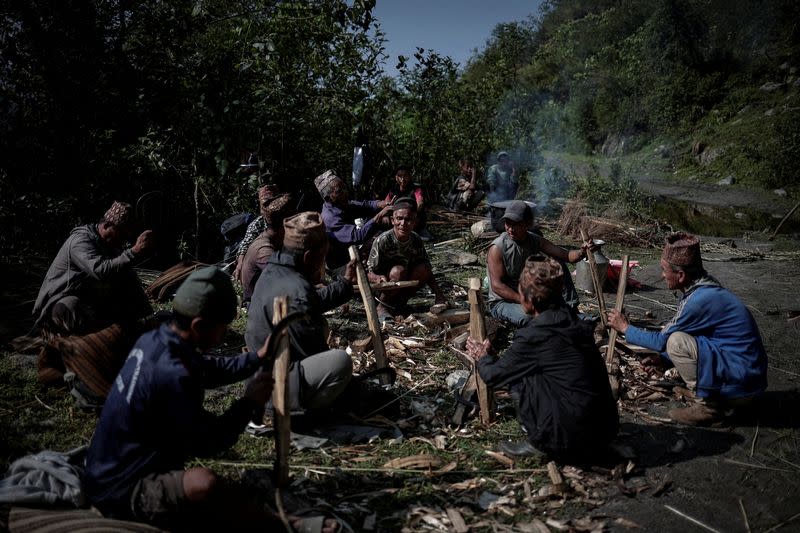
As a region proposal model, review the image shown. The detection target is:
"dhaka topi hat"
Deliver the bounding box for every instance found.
[283,211,327,251]
[172,266,238,323]
[103,201,133,228]
[314,170,339,198]
[258,184,279,205]
[662,232,702,267]
[520,255,564,304]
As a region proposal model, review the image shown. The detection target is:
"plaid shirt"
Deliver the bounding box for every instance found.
[237,216,268,257]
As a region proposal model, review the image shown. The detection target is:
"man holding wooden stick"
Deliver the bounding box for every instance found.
[467,256,618,459]
[246,212,356,417]
[608,232,768,426]
[486,200,590,326]
[83,267,289,530]
[366,197,447,321]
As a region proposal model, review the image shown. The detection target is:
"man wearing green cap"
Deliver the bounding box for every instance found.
[83,267,281,530]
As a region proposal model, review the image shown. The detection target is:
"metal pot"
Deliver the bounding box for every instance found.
[487,200,536,233]
[575,240,609,295]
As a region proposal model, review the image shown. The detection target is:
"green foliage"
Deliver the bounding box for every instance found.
[567,161,652,221]
[1,0,798,257]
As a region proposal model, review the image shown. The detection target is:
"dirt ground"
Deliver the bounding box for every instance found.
[591,243,800,532]
[1,222,799,531]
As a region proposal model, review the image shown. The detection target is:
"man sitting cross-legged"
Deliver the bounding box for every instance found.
[83,267,337,532]
[468,256,619,460]
[366,198,447,321]
[608,232,768,426]
[245,212,357,415]
[487,200,588,327]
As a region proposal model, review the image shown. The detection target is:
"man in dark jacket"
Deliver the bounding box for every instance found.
[245,211,356,413]
[468,256,618,460]
[33,201,154,335]
[83,267,279,530]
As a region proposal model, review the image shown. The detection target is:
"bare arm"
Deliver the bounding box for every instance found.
[487,245,520,303]
[539,236,585,263]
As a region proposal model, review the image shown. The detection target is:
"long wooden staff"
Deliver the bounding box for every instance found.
[580,228,607,327]
[272,296,290,488]
[468,277,495,425]
[348,246,390,385]
[605,255,630,369]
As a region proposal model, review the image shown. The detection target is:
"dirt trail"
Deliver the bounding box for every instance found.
[596,250,800,532]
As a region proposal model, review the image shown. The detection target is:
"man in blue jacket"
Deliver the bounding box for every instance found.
[608,232,768,426]
[83,267,285,530]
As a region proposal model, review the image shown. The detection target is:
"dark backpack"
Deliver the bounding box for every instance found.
[220,212,255,264]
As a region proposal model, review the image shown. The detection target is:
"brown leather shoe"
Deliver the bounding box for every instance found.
[668,402,723,426]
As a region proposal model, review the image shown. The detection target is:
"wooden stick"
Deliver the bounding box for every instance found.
[605,255,630,368]
[663,505,722,533]
[348,246,390,385]
[468,277,494,425]
[272,296,291,488]
[580,228,607,327]
[352,280,420,292]
[769,201,800,241]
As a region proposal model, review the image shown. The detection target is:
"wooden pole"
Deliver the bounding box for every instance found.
[468,277,495,425]
[580,228,607,327]
[348,246,390,385]
[352,280,420,293]
[272,296,290,488]
[605,255,630,368]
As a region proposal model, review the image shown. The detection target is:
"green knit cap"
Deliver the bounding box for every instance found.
[172,266,238,323]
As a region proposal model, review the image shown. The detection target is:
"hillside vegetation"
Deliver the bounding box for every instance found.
[1,0,798,259]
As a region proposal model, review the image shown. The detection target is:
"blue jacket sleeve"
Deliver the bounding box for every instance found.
[326,201,381,246]
[624,293,710,355]
[198,351,261,388]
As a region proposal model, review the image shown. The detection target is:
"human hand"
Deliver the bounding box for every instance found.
[374,205,393,222]
[244,368,274,405]
[132,230,154,255]
[343,258,358,284]
[466,336,493,362]
[256,334,272,360]
[232,257,244,282]
[606,309,629,334]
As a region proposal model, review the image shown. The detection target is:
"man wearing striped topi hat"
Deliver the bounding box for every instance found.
[608,232,768,426]
[33,201,154,336]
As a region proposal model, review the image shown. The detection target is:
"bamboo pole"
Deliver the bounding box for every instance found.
[580,228,607,327]
[468,277,495,425]
[348,246,390,385]
[271,296,290,488]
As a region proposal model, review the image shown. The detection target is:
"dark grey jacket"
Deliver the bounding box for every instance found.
[478,304,618,456]
[32,224,149,327]
[245,249,353,361]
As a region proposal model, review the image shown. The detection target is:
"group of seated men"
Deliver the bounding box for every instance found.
[28,168,768,530]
